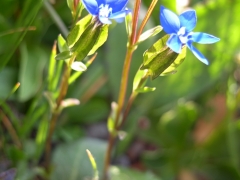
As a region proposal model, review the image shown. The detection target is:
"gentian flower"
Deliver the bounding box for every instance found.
[82,0,130,25]
[160,6,220,65]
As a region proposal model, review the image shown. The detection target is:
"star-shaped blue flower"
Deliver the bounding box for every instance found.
[160,6,220,65]
[82,0,130,25]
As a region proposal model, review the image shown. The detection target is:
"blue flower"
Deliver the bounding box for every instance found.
[82,0,130,25]
[160,6,220,65]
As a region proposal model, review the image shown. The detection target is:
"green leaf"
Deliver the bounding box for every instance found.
[55,51,72,60]
[140,35,186,79]
[44,91,56,111]
[88,24,109,56]
[67,14,92,48]
[18,44,47,102]
[35,118,48,160]
[0,0,43,70]
[71,61,87,72]
[51,138,107,180]
[86,149,99,180]
[110,166,160,180]
[74,2,84,23]
[137,25,163,44]
[125,12,132,38]
[58,34,69,52]
[135,86,156,93]
[107,102,118,135]
[132,69,148,92]
[161,46,186,76]
[71,23,108,61]
[66,0,74,13]
[48,42,57,91]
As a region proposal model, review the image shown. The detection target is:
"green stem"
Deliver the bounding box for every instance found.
[102,1,142,179]
[117,74,148,130]
[44,56,74,170]
[135,0,158,42]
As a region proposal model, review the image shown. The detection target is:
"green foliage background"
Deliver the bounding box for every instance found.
[1,0,240,179]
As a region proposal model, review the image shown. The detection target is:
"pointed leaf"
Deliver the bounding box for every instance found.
[86,149,99,179]
[67,14,92,48]
[67,0,74,14]
[48,42,57,91]
[44,91,56,111]
[51,138,107,180]
[71,23,108,61]
[55,51,72,60]
[88,24,109,55]
[125,12,132,38]
[132,69,148,92]
[138,25,163,44]
[107,102,118,135]
[58,34,69,52]
[135,86,156,93]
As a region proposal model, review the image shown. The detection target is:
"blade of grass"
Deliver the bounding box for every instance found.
[0,0,43,70]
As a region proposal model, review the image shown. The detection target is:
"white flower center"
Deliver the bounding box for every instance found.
[99,4,112,18]
[177,27,191,44]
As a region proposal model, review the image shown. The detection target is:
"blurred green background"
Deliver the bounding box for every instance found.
[1,0,240,179]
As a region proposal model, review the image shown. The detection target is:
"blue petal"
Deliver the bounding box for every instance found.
[109,9,130,22]
[179,10,197,32]
[99,16,112,24]
[160,6,180,34]
[187,42,209,65]
[82,0,99,15]
[167,34,182,53]
[106,0,128,13]
[191,32,220,44]
[96,0,106,5]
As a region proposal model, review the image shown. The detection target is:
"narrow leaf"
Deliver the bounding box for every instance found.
[138,25,163,44]
[67,14,92,48]
[88,25,109,55]
[125,12,132,38]
[48,41,57,91]
[55,51,72,60]
[71,23,108,61]
[86,149,99,180]
[107,102,118,135]
[66,0,74,13]
[58,34,69,52]
[135,86,156,93]
[132,69,148,92]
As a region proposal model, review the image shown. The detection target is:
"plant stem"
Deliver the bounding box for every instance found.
[135,0,158,41]
[102,1,142,179]
[117,73,148,130]
[102,134,115,180]
[45,62,71,170]
[0,109,21,148]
